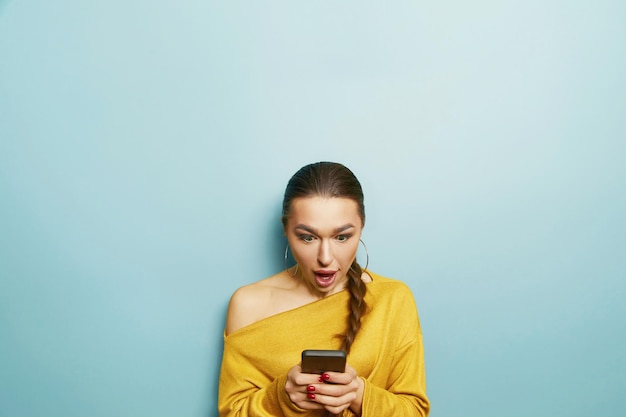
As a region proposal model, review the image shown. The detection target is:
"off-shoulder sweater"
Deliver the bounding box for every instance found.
[218,273,429,417]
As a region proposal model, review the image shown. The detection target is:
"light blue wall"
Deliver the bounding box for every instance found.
[1,1,624,416]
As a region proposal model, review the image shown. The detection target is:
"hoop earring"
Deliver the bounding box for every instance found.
[351,239,369,272]
[284,244,299,277]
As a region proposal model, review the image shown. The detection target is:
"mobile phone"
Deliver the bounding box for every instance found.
[301,349,347,374]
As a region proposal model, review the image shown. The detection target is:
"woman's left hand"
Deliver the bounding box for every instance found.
[307,364,365,415]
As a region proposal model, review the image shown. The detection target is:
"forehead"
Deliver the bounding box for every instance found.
[288,197,361,227]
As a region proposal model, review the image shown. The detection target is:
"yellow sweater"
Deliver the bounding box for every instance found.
[218,273,430,417]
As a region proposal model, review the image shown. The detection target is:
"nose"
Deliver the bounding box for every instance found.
[317,240,333,266]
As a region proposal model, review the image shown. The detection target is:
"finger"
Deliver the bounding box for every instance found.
[312,381,357,399]
[310,391,356,412]
[293,398,325,411]
[321,370,357,385]
[323,363,358,384]
[289,390,326,409]
[293,372,329,387]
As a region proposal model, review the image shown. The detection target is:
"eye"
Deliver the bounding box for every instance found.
[336,234,352,242]
[298,234,316,243]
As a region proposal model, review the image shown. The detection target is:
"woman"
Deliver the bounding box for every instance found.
[218,162,429,417]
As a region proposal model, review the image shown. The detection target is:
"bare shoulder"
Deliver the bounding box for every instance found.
[225,281,269,336]
[225,272,295,335]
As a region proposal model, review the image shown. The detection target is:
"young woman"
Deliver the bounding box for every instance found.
[218,162,429,417]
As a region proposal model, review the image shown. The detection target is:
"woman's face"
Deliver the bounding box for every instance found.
[285,196,363,297]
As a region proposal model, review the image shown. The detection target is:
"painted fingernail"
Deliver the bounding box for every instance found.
[307,385,315,392]
[321,373,330,381]
[308,393,316,400]
[318,376,324,382]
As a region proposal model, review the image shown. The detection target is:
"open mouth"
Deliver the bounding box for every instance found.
[314,270,337,288]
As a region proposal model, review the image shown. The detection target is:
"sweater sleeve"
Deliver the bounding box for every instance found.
[218,337,313,417]
[359,334,429,416]
[358,286,430,417]
[219,372,311,417]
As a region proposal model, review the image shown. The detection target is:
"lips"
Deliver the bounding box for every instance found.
[314,270,337,288]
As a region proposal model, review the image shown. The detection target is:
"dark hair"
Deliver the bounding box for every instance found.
[282,162,367,354]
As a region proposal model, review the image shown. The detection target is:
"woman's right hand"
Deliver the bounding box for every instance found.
[285,364,327,411]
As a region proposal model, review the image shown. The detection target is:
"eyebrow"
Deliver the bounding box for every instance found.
[293,223,355,235]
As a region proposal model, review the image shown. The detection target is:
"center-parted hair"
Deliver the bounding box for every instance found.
[282,161,367,354]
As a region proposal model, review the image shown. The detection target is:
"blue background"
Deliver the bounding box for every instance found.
[1,1,625,416]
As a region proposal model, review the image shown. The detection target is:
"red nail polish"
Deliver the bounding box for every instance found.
[308,393,316,400]
[307,385,315,392]
[321,373,330,381]
[318,376,324,382]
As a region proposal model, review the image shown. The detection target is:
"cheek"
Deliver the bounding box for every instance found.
[339,242,360,263]
[288,241,314,263]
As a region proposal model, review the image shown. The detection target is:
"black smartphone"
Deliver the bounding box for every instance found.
[301,349,347,374]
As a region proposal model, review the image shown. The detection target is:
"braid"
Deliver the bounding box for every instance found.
[324,260,367,417]
[324,263,367,417]
[341,260,368,354]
